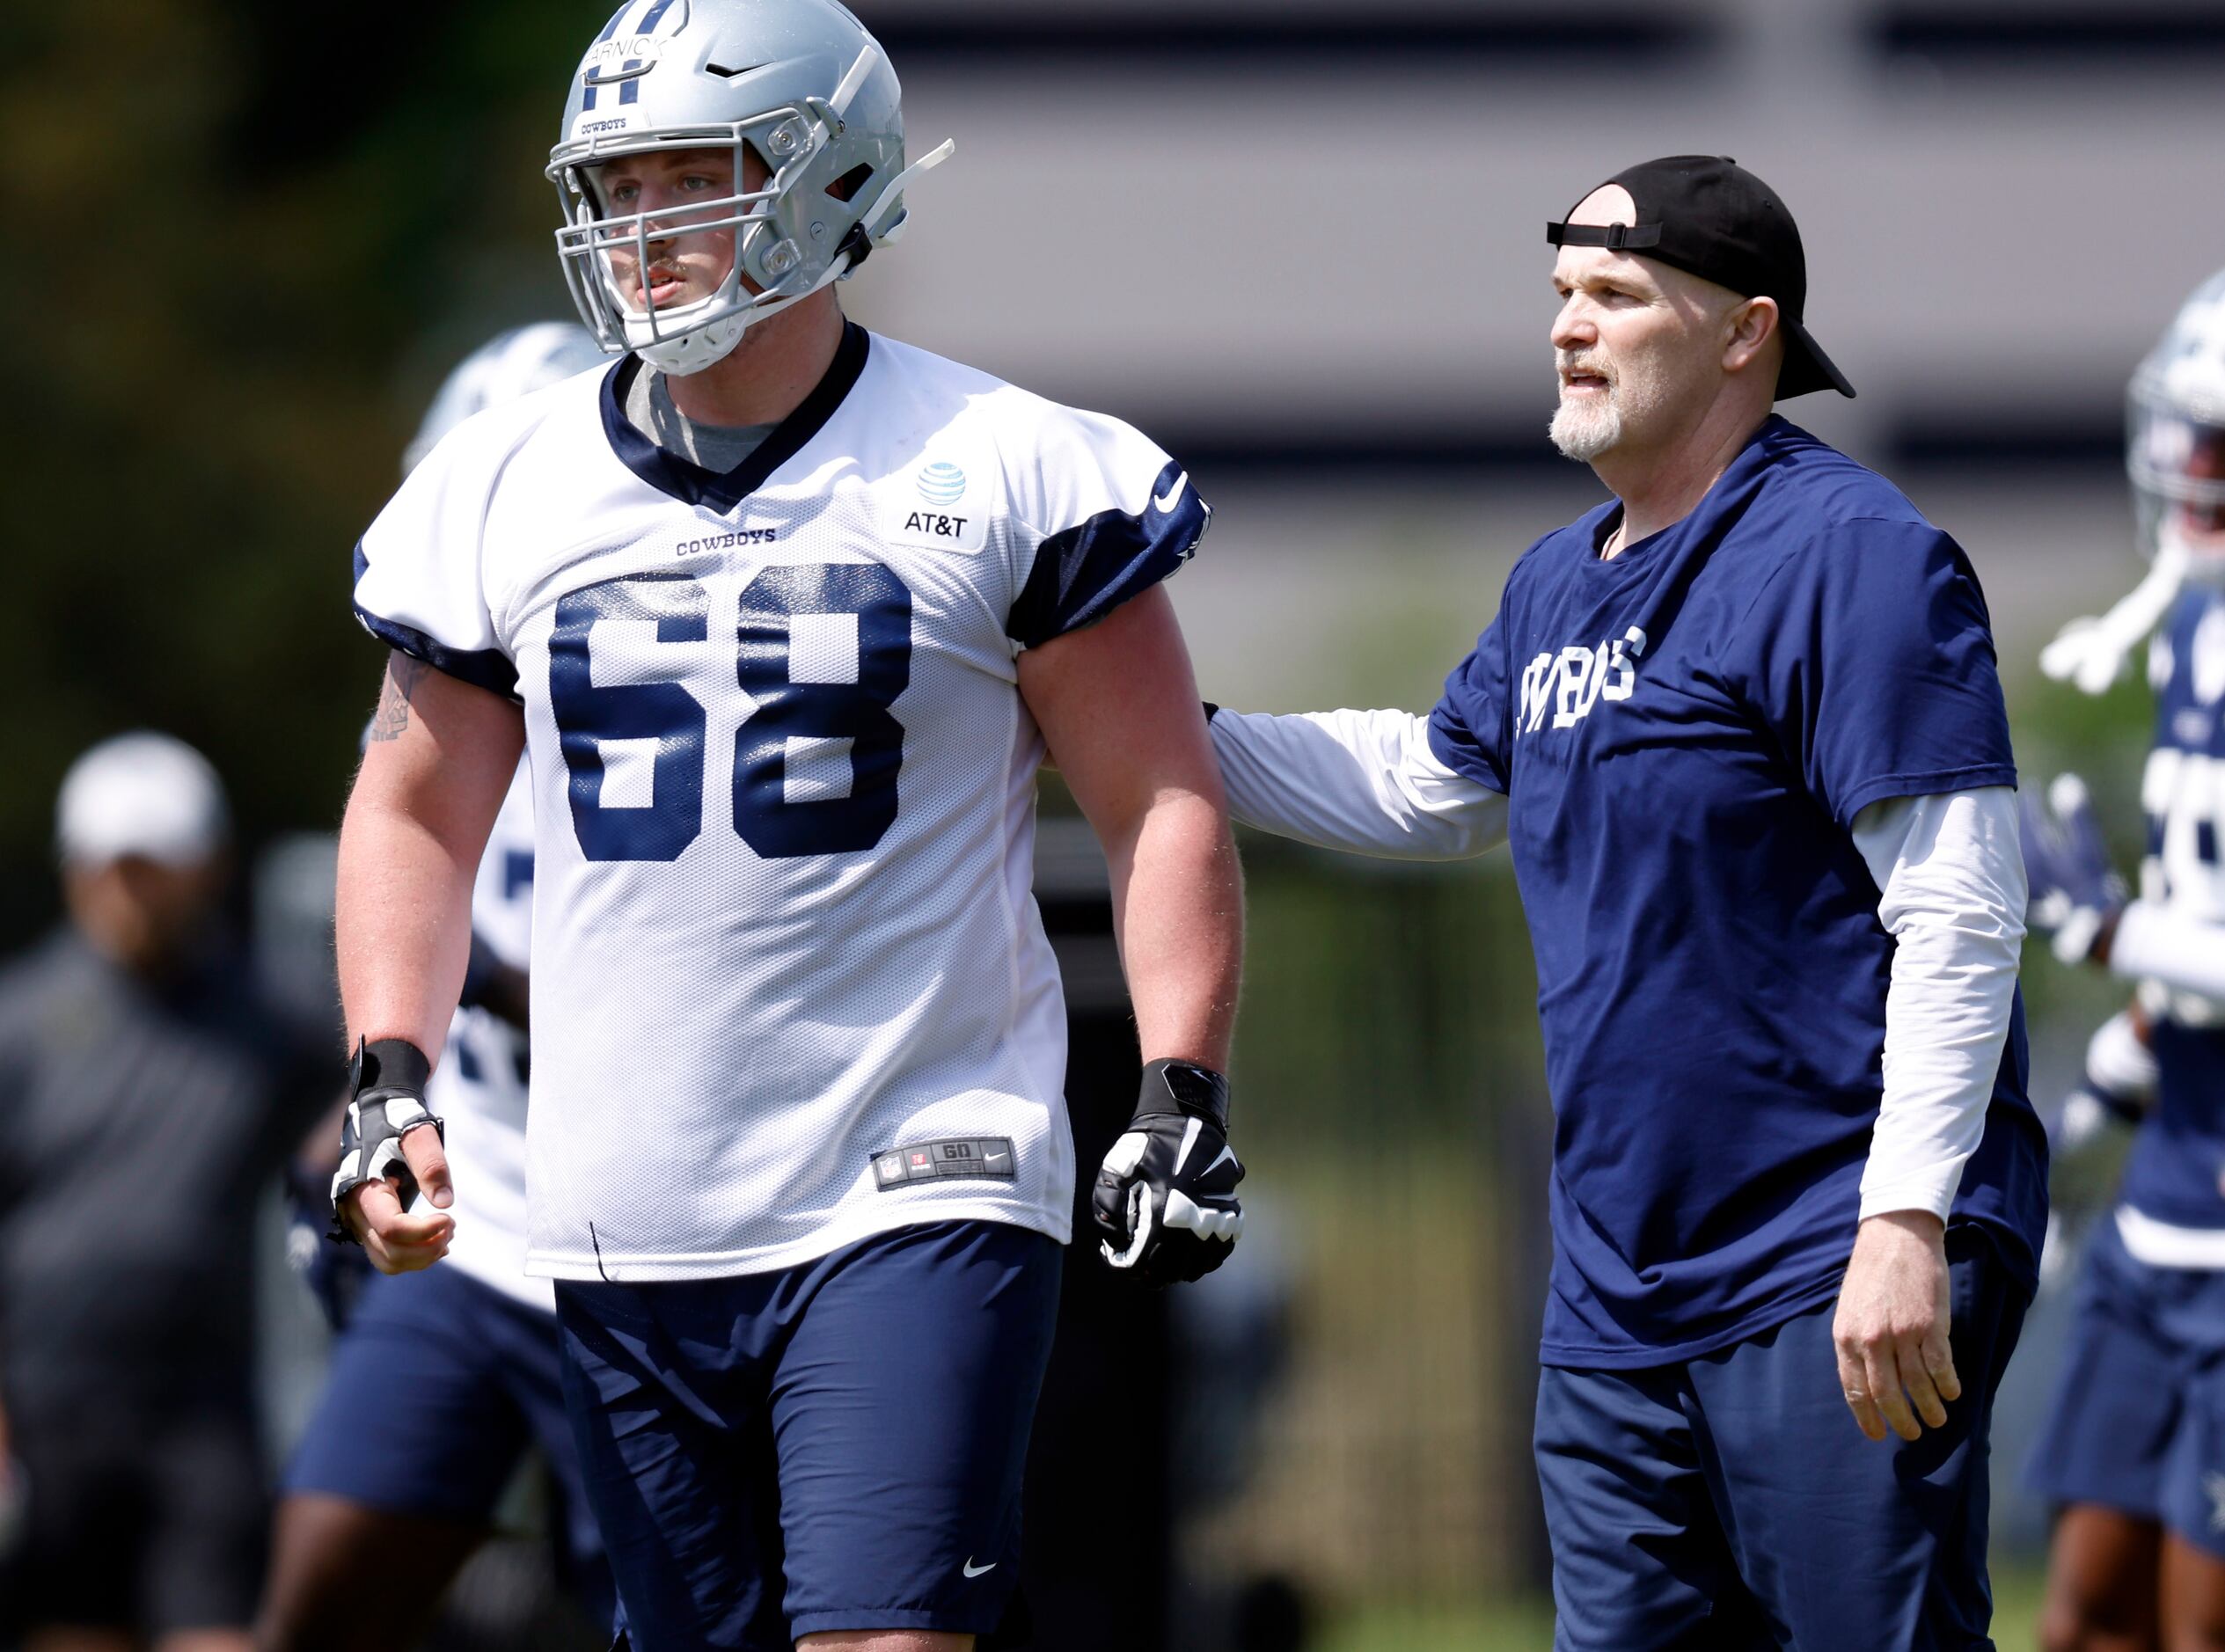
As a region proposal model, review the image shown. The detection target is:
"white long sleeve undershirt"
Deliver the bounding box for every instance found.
[1846,788,2026,1222]
[1208,707,1509,860]
[1209,709,2024,1224]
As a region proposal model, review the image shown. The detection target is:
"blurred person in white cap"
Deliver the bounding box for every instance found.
[55,730,232,976]
[0,732,325,1652]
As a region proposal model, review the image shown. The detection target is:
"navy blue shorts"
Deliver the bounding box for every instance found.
[1535,1230,2026,1652]
[282,1262,611,1620]
[555,1218,1061,1651]
[2025,1211,2225,1557]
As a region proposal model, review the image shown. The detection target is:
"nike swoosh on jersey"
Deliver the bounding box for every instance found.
[1153,472,1189,513]
[962,1559,997,1578]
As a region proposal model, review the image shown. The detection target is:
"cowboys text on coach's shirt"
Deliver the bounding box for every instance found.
[352,325,1209,1281]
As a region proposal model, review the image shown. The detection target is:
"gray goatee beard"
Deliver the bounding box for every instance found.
[1550,389,1621,462]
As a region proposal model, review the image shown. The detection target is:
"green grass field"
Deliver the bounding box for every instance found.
[1315,1559,2047,1650]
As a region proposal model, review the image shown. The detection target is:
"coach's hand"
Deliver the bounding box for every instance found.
[331,1037,455,1275]
[1833,1210,1959,1444]
[1095,1058,1245,1286]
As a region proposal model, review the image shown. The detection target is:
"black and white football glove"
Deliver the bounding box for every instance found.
[1094,1059,1244,1286]
[2021,774,2128,965]
[329,1037,443,1243]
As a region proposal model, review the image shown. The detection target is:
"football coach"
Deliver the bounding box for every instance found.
[1205,156,2046,1648]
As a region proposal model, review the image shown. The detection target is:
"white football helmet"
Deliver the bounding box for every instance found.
[2130,267,2225,572]
[2041,267,2225,692]
[402,321,610,475]
[545,0,951,376]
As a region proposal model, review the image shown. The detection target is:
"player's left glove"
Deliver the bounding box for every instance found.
[329,1037,443,1243]
[2020,773,2127,964]
[1094,1059,1244,1286]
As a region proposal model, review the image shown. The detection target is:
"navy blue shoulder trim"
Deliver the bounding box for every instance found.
[1007,459,1210,648]
[600,322,871,512]
[351,542,520,703]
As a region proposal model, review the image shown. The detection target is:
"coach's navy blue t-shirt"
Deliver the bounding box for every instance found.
[1428,416,2046,1368]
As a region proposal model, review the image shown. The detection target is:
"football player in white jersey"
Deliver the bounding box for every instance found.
[327,4,1245,1648]
[261,324,615,1651]
[2019,267,2225,1652]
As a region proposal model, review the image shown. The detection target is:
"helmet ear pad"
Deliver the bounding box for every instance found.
[736,127,882,293]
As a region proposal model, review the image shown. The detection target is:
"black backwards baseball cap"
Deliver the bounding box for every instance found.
[1546,155,1855,400]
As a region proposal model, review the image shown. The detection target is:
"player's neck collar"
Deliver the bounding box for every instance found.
[600,322,872,514]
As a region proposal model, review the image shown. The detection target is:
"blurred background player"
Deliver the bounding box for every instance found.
[2022,267,2225,1652]
[333,3,1243,1648]
[0,735,324,1652]
[257,324,614,1652]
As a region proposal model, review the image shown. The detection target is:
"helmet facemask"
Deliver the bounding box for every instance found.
[2130,376,2225,582]
[553,109,836,376]
[546,3,952,378]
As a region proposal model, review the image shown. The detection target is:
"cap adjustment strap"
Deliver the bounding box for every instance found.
[1546,220,1664,251]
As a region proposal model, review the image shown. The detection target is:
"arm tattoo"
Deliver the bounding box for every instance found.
[368,654,430,742]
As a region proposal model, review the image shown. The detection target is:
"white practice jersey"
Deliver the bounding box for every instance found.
[423,759,545,1310]
[354,325,1209,1281]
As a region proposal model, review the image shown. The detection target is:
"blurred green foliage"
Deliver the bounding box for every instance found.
[0,0,604,945]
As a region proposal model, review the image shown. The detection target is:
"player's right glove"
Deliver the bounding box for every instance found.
[2020,773,2127,964]
[1094,1059,1245,1286]
[329,1037,443,1244]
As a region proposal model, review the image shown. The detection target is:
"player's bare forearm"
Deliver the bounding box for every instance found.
[1019,585,1243,1067]
[336,652,525,1056]
[1095,785,1241,1067]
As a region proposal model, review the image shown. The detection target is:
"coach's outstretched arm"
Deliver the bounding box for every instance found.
[1207,706,1508,861]
[333,652,524,1274]
[1021,586,1245,1283]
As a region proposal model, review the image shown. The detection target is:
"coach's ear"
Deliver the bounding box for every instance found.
[1724,295,1782,381]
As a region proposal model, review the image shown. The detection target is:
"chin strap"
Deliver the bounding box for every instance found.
[2040,538,2188,695]
[834,139,956,279]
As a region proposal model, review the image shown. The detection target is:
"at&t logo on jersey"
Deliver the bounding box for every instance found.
[892,459,983,548]
[1518,625,1648,736]
[904,510,970,539]
[918,462,967,505]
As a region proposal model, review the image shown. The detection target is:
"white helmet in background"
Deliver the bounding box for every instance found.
[2130,267,2225,573]
[402,321,611,476]
[544,0,952,376]
[2040,267,2225,693]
